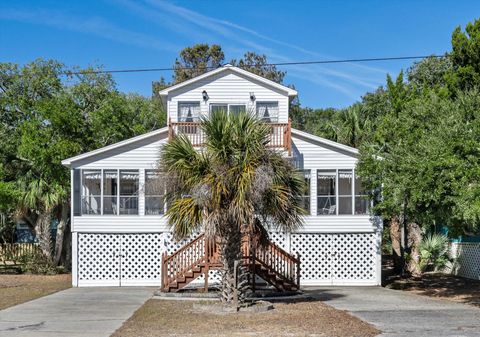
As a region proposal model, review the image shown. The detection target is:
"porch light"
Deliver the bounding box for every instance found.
[250,92,255,101]
[202,90,209,101]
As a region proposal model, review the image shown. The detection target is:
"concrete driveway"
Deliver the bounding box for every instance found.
[0,287,153,337]
[307,286,480,337]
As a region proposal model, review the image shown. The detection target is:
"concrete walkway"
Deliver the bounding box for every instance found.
[307,286,480,337]
[0,287,153,337]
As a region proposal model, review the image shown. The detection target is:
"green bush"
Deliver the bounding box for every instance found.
[418,234,451,272]
[18,252,64,275]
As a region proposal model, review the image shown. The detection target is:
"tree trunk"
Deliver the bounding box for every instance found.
[34,212,52,262]
[54,203,69,266]
[219,228,245,305]
[389,216,402,274]
[406,222,422,276]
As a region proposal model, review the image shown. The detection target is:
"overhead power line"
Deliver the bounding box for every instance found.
[63,55,445,76]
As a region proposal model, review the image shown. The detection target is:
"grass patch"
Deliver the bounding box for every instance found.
[0,274,71,310]
[112,298,379,337]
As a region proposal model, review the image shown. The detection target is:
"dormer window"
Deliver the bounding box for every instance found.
[178,102,200,122]
[256,102,279,123]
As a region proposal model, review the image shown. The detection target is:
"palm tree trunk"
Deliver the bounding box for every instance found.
[54,203,69,266]
[34,212,52,262]
[219,228,244,305]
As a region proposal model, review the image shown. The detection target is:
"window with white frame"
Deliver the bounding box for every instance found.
[209,103,246,115]
[256,102,279,122]
[300,170,311,214]
[317,170,336,215]
[145,170,165,215]
[178,102,200,122]
[81,170,101,215]
[338,170,353,215]
[355,175,369,215]
[119,170,139,215]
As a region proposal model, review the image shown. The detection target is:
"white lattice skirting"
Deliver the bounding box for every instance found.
[74,231,382,287]
[450,242,480,280]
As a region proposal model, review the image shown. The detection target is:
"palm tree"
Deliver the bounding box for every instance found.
[160,111,304,304]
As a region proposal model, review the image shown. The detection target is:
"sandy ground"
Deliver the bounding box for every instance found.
[385,273,480,307]
[112,298,379,337]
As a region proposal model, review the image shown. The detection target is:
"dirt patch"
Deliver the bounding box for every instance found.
[112,298,379,337]
[0,274,71,310]
[386,273,480,307]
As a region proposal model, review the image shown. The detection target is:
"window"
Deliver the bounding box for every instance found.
[355,175,369,215]
[119,170,139,215]
[178,102,200,122]
[145,170,165,215]
[81,170,101,215]
[338,170,353,215]
[229,104,246,115]
[317,171,336,215]
[103,170,117,215]
[209,103,246,116]
[256,102,279,122]
[300,170,311,214]
[210,103,228,115]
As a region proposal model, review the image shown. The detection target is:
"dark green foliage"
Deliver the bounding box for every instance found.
[0,59,165,263]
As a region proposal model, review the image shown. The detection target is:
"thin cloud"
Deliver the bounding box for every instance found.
[113,0,380,98]
[140,0,385,93]
[0,8,180,53]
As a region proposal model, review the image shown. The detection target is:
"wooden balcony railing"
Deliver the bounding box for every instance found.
[168,119,292,155]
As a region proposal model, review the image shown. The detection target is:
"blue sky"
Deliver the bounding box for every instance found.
[1,1,478,108]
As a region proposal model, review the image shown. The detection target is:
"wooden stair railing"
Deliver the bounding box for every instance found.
[242,237,300,291]
[161,233,300,292]
[161,234,221,292]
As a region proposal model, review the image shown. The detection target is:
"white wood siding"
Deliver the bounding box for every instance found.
[167,70,289,123]
[292,134,357,170]
[70,134,167,169]
[74,216,168,233]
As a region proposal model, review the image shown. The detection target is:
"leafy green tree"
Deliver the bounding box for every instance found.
[448,18,480,92]
[160,111,304,304]
[173,44,224,84]
[231,52,286,84]
[0,59,164,266]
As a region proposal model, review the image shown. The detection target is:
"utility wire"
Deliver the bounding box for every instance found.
[63,55,445,75]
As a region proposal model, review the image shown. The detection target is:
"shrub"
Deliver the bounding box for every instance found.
[418,233,451,272]
[18,251,64,275]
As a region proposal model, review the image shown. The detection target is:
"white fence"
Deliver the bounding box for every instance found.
[450,242,480,280]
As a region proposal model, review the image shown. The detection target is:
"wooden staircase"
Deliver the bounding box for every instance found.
[161,234,300,293]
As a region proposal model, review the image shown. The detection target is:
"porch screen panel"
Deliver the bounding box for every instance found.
[119,170,139,215]
[317,171,336,215]
[145,170,165,215]
[81,170,101,215]
[300,170,311,214]
[73,169,81,216]
[355,174,369,215]
[338,170,353,215]
[103,170,118,215]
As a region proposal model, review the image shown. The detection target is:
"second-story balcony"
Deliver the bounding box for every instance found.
[168,119,292,155]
